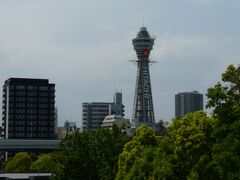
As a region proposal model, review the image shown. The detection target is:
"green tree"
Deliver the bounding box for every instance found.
[31,153,57,172]
[4,152,33,172]
[206,64,240,179]
[116,125,159,180]
[116,112,217,180]
[124,139,175,180]
[53,125,129,180]
[207,64,240,125]
[168,111,216,179]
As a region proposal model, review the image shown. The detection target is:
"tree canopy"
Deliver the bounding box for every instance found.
[205,64,240,179]
[116,125,158,180]
[4,152,33,172]
[116,112,216,180]
[53,125,129,180]
[30,153,57,172]
[168,111,216,179]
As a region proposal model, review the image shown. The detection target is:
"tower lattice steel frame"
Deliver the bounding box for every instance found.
[131,27,155,127]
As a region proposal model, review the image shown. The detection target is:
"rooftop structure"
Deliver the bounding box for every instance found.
[101,114,130,129]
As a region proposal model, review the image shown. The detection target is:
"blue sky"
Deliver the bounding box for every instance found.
[0,0,240,127]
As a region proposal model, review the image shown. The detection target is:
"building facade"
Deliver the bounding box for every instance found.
[101,114,130,129]
[2,78,56,139]
[132,27,156,128]
[175,91,203,118]
[82,92,124,131]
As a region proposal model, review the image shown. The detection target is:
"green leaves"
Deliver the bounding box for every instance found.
[30,153,57,172]
[169,111,216,154]
[205,64,240,179]
[207,64,240,123]
[4,152,33,172]
[116,125,169,180]
[134,125,158,146]
[168,111,216,179]
[54,126,129,180]
[116,112,218,180]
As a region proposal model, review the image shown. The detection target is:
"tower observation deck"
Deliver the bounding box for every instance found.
[132,27,155,128]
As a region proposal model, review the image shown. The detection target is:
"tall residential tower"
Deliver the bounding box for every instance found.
[132,27,155,127]
[2,78,56,139]
[175,91,203,118]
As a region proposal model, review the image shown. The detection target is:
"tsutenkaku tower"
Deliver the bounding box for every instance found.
[131,27,155,128]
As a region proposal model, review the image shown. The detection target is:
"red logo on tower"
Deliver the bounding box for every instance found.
[143,50,150,57]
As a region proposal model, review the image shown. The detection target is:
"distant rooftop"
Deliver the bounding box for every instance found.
[4,78,54,85]
[177,91,201,94]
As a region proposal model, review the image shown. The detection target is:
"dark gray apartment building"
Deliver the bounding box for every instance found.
[175,91,203,118]
[82,92,124,131]
[2,78,56,139]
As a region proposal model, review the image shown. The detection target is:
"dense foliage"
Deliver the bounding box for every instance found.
[4,152,33,172]
[53,125,129,180]
[30,153,57,172]
[116,111,216,180]
[205,64,240,179]
[1,64,240,179]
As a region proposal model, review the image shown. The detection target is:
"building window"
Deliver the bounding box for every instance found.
[39,109,48,114]
[16,91,26,96]
[39,104,48,108]
[16,97,26,102]
[28,92,37,96]
[16,115,25,119]
[39,98,48,102]
[27,109,37,113]
[39,86,48,91]
[27,97,37,102]
[16,85,25,90]
[16,103,26,108]
[27,86,38,90]
[27,103,37,108]
[39,92,48,97]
